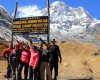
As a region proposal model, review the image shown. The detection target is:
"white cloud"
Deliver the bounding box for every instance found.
[18,5,43,17]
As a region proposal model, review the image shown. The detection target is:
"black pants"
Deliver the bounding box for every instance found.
[6,59,12,78]
[17,62,29,80]
[50,62,58,80]
[11,62,17,80]
[11,62,19,80]
[29,65,40,80]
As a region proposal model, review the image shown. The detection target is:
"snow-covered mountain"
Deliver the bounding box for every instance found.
[42,1,100,46]
[0,1,100,46]
[0,5,28,41]
[0,5,12,41]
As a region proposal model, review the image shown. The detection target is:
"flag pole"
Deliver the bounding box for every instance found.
[47,0,50,43]
[11,2,18,46]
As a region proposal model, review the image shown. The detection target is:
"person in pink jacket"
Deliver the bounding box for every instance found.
[16,39,30,80]
[27,38,39,80]
[29,44,39,80]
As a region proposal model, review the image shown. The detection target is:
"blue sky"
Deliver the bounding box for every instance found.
[0,0,100,20]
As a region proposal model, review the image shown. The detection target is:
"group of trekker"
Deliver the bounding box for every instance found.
[2,37,62,80]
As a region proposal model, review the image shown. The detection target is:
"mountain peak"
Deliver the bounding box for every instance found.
[51,1,67,7]
[77,6,84,10]
[50,1,69,10]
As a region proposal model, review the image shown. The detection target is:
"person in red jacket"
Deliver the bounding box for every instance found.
[2,44,13,59]
[2,44,13,78]
[16,39,30,80]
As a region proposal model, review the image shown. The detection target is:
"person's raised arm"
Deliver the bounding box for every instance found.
[28,38,35,49]
[39,37,47,46]
[29,38,33,45]
[15,39,25,51]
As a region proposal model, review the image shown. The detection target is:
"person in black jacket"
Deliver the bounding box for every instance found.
[50,39,62,80]
[9,45,22,80]
[39,38,52,80]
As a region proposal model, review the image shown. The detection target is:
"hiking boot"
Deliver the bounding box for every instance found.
[54,76,58,80]
[4,74,7,78]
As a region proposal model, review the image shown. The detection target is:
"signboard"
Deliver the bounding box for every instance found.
[13,16,48,35]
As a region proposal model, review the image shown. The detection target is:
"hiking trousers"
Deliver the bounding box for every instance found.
[40,62,52,80]
[29,65,40,80]
[50,62,58,80]
[17,62,29,80]
[6,59,12,78]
